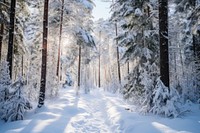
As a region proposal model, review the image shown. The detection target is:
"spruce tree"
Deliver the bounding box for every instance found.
[1,77,32,122]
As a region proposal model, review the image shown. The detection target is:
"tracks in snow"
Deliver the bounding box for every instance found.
[64,90,113,133]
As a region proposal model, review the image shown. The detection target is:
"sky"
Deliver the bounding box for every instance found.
[92,0,112,21]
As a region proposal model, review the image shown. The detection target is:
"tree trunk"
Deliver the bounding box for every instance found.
[56,0,64,80]
[38,0,49,108]
[98,31,101,88]
[115,22,121,84]
[0,23,3,61]
[127,61,129,74]
[0,0,4,61]
[159,0,169,88]
[98,47,101,88]
[21,55,23,76]
[7,0,16,79]
[78,45,81,87]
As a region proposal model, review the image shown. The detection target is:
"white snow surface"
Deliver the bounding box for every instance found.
[0,87,200,133]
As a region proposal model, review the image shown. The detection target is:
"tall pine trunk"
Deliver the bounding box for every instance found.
[127,61,129,74]
[0,23,3,61]
[98,47,101,88]
[7,0,16,79]
[78,45,81,87]
[21,55,23,76]
[98,31,101,88]
[38,0,49,108]
[56,0,64,79]
[115,22,121,84]
[0,1,3,61]
[159,0,169,88]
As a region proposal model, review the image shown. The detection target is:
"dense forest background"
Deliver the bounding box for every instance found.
[0,0,200,122]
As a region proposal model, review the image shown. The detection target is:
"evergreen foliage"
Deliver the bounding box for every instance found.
[111,0,160,111]
[150,78,180,118]
[1,77,32,122]
[0,61,11,104]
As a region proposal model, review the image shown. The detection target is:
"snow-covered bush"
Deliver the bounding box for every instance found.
[0,61,11,112]
[150,78,180,118]
[1,77,32,122]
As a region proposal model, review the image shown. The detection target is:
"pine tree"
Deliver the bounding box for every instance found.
[56,0,64,80]
[159,0,170,88]
[7,0,16,79]
[38,0,49,108]
[111,0,159,109]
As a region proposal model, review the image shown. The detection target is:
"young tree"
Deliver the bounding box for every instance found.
[1,77,32,122]
[38,0,49,108]
[0,61,11,102]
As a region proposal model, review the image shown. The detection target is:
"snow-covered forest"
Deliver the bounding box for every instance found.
[0,0,200,132]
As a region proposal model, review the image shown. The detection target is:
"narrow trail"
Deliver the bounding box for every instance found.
[64,88,131,133]
[65,93,111,133]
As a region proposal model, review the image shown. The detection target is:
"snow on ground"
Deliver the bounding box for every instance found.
[0,87,200,133]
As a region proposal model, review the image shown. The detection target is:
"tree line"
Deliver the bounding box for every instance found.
[0,0,95,122]
[109,0,200,117]
[0,0,199,122]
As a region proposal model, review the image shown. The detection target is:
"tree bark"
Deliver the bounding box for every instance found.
[21,55,23,76]
[159,0,169,88]
[78,45,81,87]
[127,61,129,74]
[98,32,101,88]
[56,0,64,79]
[115,22,121,84]
[7,0,16,79]
[0,0,5,61]
[98,47,101,88]
[38,0,49,108]
[0,23,3,61]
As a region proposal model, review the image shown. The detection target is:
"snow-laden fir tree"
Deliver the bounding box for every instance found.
[150,78,180,117]
[111,0,160,111]
[1,77,32,122]
[0,61,11,105]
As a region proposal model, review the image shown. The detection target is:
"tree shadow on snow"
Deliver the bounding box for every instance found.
[18,95,84,133]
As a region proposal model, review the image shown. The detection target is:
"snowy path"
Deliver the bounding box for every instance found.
[0,87,200,133]
[64,91,112,133]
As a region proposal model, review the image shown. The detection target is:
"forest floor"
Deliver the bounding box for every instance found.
[0,87,200,133]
